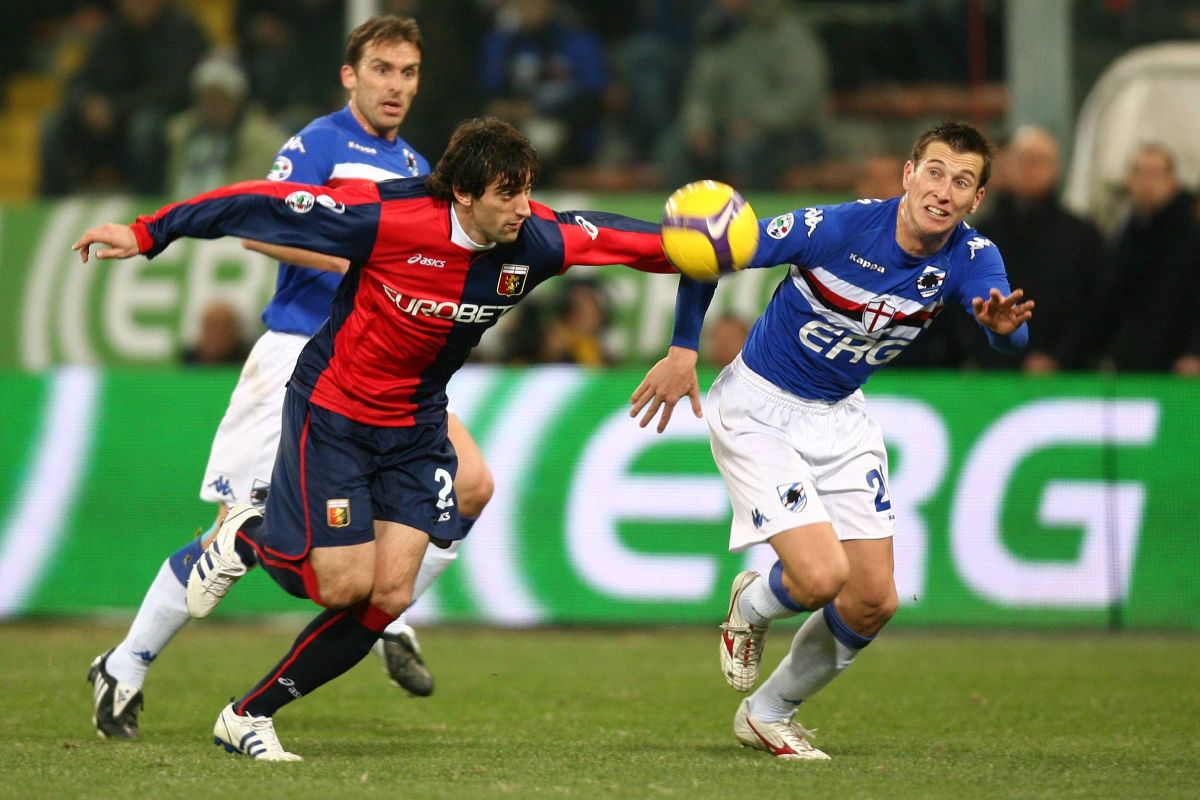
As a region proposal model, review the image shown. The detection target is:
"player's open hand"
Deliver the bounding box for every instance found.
[972,287,1034,335]
[72,224,139,262]
[629,346,703,433]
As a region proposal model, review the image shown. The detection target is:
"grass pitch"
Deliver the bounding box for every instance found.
[1,621,1196,799]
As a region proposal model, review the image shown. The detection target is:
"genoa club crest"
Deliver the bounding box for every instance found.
[497,264,529,296]
[327,499,350,528]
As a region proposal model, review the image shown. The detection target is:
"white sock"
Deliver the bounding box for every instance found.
[748,605,872,721]
[382,539,462,637]
[106,559,191,688]
[739,574,796,626]
[739,563,806,626]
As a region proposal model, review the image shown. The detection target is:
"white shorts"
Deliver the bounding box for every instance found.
[198,330,309,506]
[707,356,895,551]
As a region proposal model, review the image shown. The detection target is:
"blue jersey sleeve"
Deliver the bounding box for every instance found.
[669,276,718,350]
[133,181,380,264]
[266,127,335,185]
[750,209,823,269]
[949,234,1028,353]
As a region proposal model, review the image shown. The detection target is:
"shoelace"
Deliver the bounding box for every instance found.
[721,622,766,666]
[203,545,246,590]
[246,715,288,754]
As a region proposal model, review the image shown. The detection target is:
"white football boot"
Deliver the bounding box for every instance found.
[733,698,830,761]
[213,702,302,762]
[719,570,769,691]
[186,503,259,618]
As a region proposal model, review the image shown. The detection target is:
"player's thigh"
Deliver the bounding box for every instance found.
[707,366,833,551]
[370,520,433,615]
[199,331,305,506]
[768,521,850,602]
[307,539,377,608]
[447,411,494,518]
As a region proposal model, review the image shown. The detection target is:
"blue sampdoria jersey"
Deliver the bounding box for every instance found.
[674,198,1018,401]
[260,105,431,336]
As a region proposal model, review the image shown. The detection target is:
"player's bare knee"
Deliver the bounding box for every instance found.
[784,564,848,610]
[369,585,413,618]
[842,586,899,635]
[458,467,495,518]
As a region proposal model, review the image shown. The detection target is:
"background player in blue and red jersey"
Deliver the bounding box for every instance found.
[84,15,482,742]
[74,115,675,761]
[631,121,1034,761]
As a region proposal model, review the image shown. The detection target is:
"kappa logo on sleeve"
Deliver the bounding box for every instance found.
[285,191,315,213]
[803,208,824,237]
[966,235,994,260]
[281,135,306,154]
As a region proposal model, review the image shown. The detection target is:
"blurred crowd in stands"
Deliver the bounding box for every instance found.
[5,0,1199,374]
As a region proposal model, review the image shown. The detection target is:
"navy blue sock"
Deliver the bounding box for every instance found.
[232,514,261,567]
[236,601,394,718]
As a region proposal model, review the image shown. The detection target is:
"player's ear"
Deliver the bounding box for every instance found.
[452,186,474,207]
[969,187,985,214]
[340,64,356,92]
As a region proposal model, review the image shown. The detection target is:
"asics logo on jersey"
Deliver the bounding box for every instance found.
[407,254,447,268]
[803,208,824,237]
[798,320,911,366]
[381,284,513,325]
[967,236,993,260]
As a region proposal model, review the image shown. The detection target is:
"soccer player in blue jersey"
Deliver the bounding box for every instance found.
[84,15,486,741]
[631,121,1034,761]
[74,115,675,760]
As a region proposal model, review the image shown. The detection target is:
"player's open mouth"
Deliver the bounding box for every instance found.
[925,206,948,218]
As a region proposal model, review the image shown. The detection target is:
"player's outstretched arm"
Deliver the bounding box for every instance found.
[972,287,1034,335]
[630,346,703,434]
[72,224,139,262]
[241,239,351,274]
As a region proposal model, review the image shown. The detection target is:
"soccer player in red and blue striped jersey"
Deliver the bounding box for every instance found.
[75,116,673,761]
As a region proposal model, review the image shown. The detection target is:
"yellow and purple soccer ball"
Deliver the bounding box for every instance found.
[661,180,759,281]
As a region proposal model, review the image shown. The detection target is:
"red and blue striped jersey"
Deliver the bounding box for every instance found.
[132,177,672,425]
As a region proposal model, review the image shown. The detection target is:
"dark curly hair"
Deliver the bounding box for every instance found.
[426,117,540,200]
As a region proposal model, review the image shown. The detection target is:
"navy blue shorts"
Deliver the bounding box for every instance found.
[255,388,461,563]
